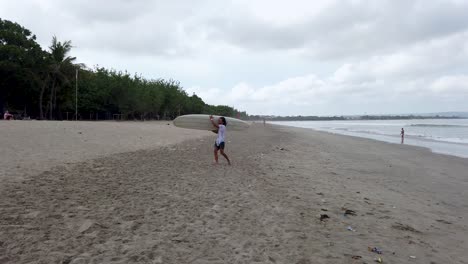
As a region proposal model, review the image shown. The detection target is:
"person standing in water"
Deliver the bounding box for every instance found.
[400,128,405,144]
[210,115,231,165]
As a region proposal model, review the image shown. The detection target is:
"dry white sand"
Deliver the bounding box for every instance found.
[0,120,209,182]
[0,122,467,263]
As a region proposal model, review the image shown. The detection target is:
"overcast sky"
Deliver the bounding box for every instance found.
[2,0,468,115]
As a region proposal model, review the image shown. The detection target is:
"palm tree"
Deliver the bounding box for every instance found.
[39,36,82,119]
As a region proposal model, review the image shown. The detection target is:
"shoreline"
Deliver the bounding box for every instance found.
[1,123,467,263]
[271,121,468,159]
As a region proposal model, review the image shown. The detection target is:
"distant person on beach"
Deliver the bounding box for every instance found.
[400,128,405,144]
[3,110,14,120]
[210,115,231,165]
[263,118,266,126]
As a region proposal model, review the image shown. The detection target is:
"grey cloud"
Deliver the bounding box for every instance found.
[201,15,307,50]
[202,0,468,59]
[33,0,212,57]
[2,0,468,115]
[70,21,183,57]
[15,0,468,60]
[5,0,468,59]
[56,0,155,23]
[54,0,198,24]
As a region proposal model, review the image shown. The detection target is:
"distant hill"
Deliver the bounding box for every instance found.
[421,112,468,118]
[248,112,468,121]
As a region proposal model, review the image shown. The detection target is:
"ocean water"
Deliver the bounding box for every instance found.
[271,119,468,158]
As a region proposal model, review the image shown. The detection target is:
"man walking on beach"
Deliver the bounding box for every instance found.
[210,115,231,165]
[401,128,405,144]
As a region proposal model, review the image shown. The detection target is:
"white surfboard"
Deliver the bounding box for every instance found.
[173,114,250,131]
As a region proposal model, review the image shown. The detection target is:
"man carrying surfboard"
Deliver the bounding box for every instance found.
[210,115,231,165]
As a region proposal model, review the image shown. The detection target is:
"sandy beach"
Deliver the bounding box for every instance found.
[1,121,467,263]
[0,121,209,182]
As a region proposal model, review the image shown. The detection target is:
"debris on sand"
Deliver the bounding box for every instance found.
[343,208,357,216]
[320,214,330,221]
[392,223,421,234]
[368,247,383,254]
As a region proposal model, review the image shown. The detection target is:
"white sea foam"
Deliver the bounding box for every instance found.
[272,119,468,158]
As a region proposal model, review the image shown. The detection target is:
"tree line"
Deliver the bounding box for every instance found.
[0,19,247,120]
[251,115,347,121]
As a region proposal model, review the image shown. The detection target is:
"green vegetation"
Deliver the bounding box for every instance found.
[0,19,247,120]
[250,115,347,121]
